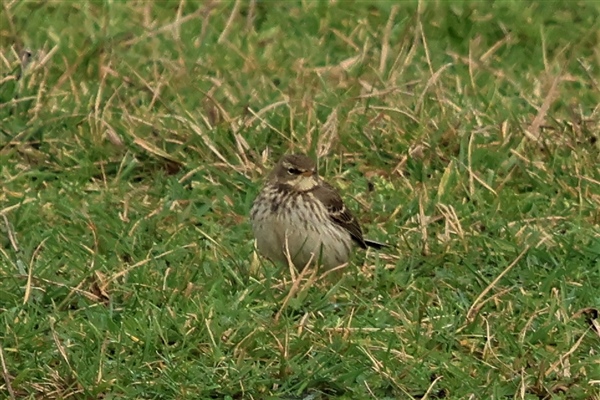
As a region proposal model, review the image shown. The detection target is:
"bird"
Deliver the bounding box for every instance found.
[250,154,387,271]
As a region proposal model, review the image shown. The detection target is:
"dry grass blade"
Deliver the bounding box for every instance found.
[274,236,319,322]
[525,72,562,141]
[316,107,338,158]
[466,246,530,322]
[49,317,75,375]
[0,344,16,400]
[544,327,591,378]
[218,0,242,44]
[379,5,399,75]
[421,375,443,400]
[23,237,48,305]
[172,113,232,166]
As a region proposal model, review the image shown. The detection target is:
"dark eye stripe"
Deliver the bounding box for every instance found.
[288,167,301,174]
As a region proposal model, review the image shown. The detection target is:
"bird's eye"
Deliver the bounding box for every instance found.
[287,167,301,175]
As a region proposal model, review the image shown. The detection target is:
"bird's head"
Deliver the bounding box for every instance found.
[270,154,319,191]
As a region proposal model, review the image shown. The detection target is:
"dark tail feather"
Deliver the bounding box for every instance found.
[364,239,388,249]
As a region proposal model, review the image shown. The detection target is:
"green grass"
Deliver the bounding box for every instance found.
[1,1,599,399]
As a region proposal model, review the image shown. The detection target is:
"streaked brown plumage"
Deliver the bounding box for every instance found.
[250,154,386,271]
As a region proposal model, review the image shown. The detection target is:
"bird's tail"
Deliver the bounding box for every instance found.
[364,239,389,249]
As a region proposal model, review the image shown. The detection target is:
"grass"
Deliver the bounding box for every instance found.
[1,1,599,399]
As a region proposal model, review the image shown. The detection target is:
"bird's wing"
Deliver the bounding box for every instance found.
[310,182,367,249]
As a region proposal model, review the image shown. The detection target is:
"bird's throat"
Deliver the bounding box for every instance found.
[292,176,319,192]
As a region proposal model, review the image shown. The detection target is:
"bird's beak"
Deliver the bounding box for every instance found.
[301,170,313,177]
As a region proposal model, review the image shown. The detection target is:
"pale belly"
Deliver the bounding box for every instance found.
[251,195,353,270]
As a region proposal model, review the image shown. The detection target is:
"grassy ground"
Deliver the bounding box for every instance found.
[1,1,599,399]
